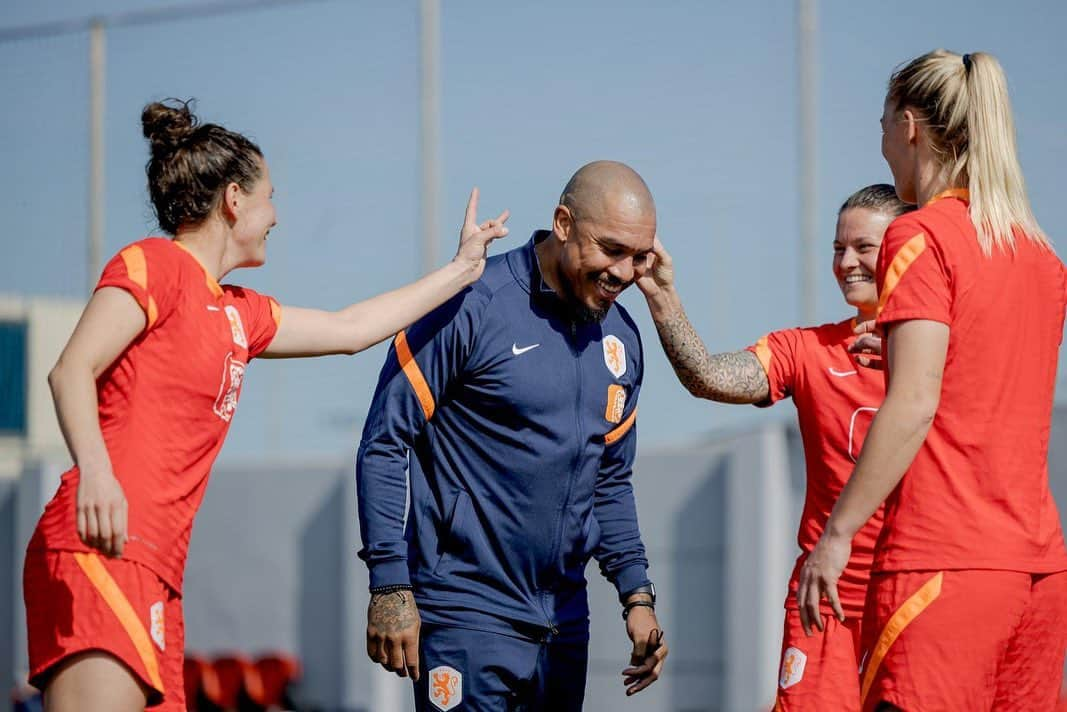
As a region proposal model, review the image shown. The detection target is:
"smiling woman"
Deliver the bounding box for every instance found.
[21,97,510,712]
[833,184,914,325]
[636,184,913,711]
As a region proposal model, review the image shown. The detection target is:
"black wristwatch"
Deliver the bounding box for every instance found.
[619,583,656,605]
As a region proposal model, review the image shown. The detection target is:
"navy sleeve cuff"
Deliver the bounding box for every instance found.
[612,563,651,599]
[367,559,412,590]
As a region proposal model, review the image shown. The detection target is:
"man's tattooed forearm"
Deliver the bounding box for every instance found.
[655,310,769,403]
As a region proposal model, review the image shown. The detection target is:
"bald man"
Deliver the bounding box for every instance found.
[357,161,668,710]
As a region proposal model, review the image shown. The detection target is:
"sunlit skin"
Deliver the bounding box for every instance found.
[833,207,894,323]
[228,159,276,268]
[549,202,655,320]
[880,97,947,207]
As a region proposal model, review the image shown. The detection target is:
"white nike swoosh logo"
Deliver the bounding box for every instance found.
[828,367,857,377]
[206,306,221,311]
[512,343,540,356]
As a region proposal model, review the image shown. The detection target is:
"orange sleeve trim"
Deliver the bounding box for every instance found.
[753,335,772,376]
[73,552,165,693]
[119,245,158,328]
[604,407,637,445]
[269,298,282,329]
[877,232,927,315]
[859,571,943,705]
[394,331,435,420]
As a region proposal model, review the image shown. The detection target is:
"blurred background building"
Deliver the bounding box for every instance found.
[3,1,1066,710]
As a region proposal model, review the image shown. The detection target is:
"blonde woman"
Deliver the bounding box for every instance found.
[799,51,1067,711]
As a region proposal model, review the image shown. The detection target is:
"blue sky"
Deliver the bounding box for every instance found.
[2,0,1065,461]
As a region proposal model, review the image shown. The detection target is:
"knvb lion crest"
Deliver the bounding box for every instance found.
[779,646,807,689]
[149,601,165,651]
[212,352,246,422]
[224,305,248,349]
[428,665,462,711]
[603,335,626,379]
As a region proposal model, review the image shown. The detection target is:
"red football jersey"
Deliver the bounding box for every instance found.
[874,189,1067,573]
[29,238,281,591]
[748,319,886,615]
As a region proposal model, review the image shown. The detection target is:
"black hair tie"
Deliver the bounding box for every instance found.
[962,53,972,72]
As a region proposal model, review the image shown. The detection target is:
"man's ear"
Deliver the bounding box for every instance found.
[553,204,574,244]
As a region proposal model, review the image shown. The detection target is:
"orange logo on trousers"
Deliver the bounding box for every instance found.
[428,665,462,711]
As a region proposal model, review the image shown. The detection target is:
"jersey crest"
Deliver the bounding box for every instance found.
[213,352,246,422]
[224,305,248,348]
[603,335,626,379]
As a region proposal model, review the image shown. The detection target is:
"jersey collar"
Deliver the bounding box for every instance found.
[925,187,970,206]
[172,240,224,298]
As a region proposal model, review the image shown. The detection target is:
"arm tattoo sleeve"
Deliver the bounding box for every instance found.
[653,309,770,404]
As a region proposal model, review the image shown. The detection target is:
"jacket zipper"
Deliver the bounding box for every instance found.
[542,320,583,631]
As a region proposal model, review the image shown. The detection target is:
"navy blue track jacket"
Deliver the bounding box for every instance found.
[357,231,651,635]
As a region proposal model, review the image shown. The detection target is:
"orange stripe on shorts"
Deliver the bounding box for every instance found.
[394,331,435,420]
[72,552,165,693]
[859,571,943,705]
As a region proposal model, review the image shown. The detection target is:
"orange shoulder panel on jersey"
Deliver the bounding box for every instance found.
[119,245,159,328]
[604,408,637,444]
[877,233,927,315]
[394,331,435,420]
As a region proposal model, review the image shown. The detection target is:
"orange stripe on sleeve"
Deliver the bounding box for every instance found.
[119,245,159,328]
[394,331,435,420]
[877,233,927,315]
[119,245,148,290]
[72,552,165,693]
[269,298,282,329]
[753,336,772,376]
[859,571,943,705]
[604,408,637,445]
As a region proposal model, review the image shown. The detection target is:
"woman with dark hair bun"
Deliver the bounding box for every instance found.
[22,98,509,712]
[800,50,1067,711]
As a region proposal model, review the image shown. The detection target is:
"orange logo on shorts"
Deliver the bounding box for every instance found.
[779,646,806,689]
[605,384,627,423]
[428,665,462,711]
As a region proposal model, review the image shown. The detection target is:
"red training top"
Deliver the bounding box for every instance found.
[748,318,886,616]
[874,189,1067,573]
[29,238,281,592]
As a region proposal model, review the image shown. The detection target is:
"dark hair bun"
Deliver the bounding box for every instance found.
[141,99,198,157]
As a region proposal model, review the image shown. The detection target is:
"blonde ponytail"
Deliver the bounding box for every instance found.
[888,50,1048,254]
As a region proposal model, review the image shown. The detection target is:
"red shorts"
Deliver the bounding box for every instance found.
[860,569,1067,712]
[774,608,863,711]
[24,549,186,711]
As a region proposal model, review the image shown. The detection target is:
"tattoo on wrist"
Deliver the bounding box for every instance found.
[654,311,769,403]
[369,590,418,633]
